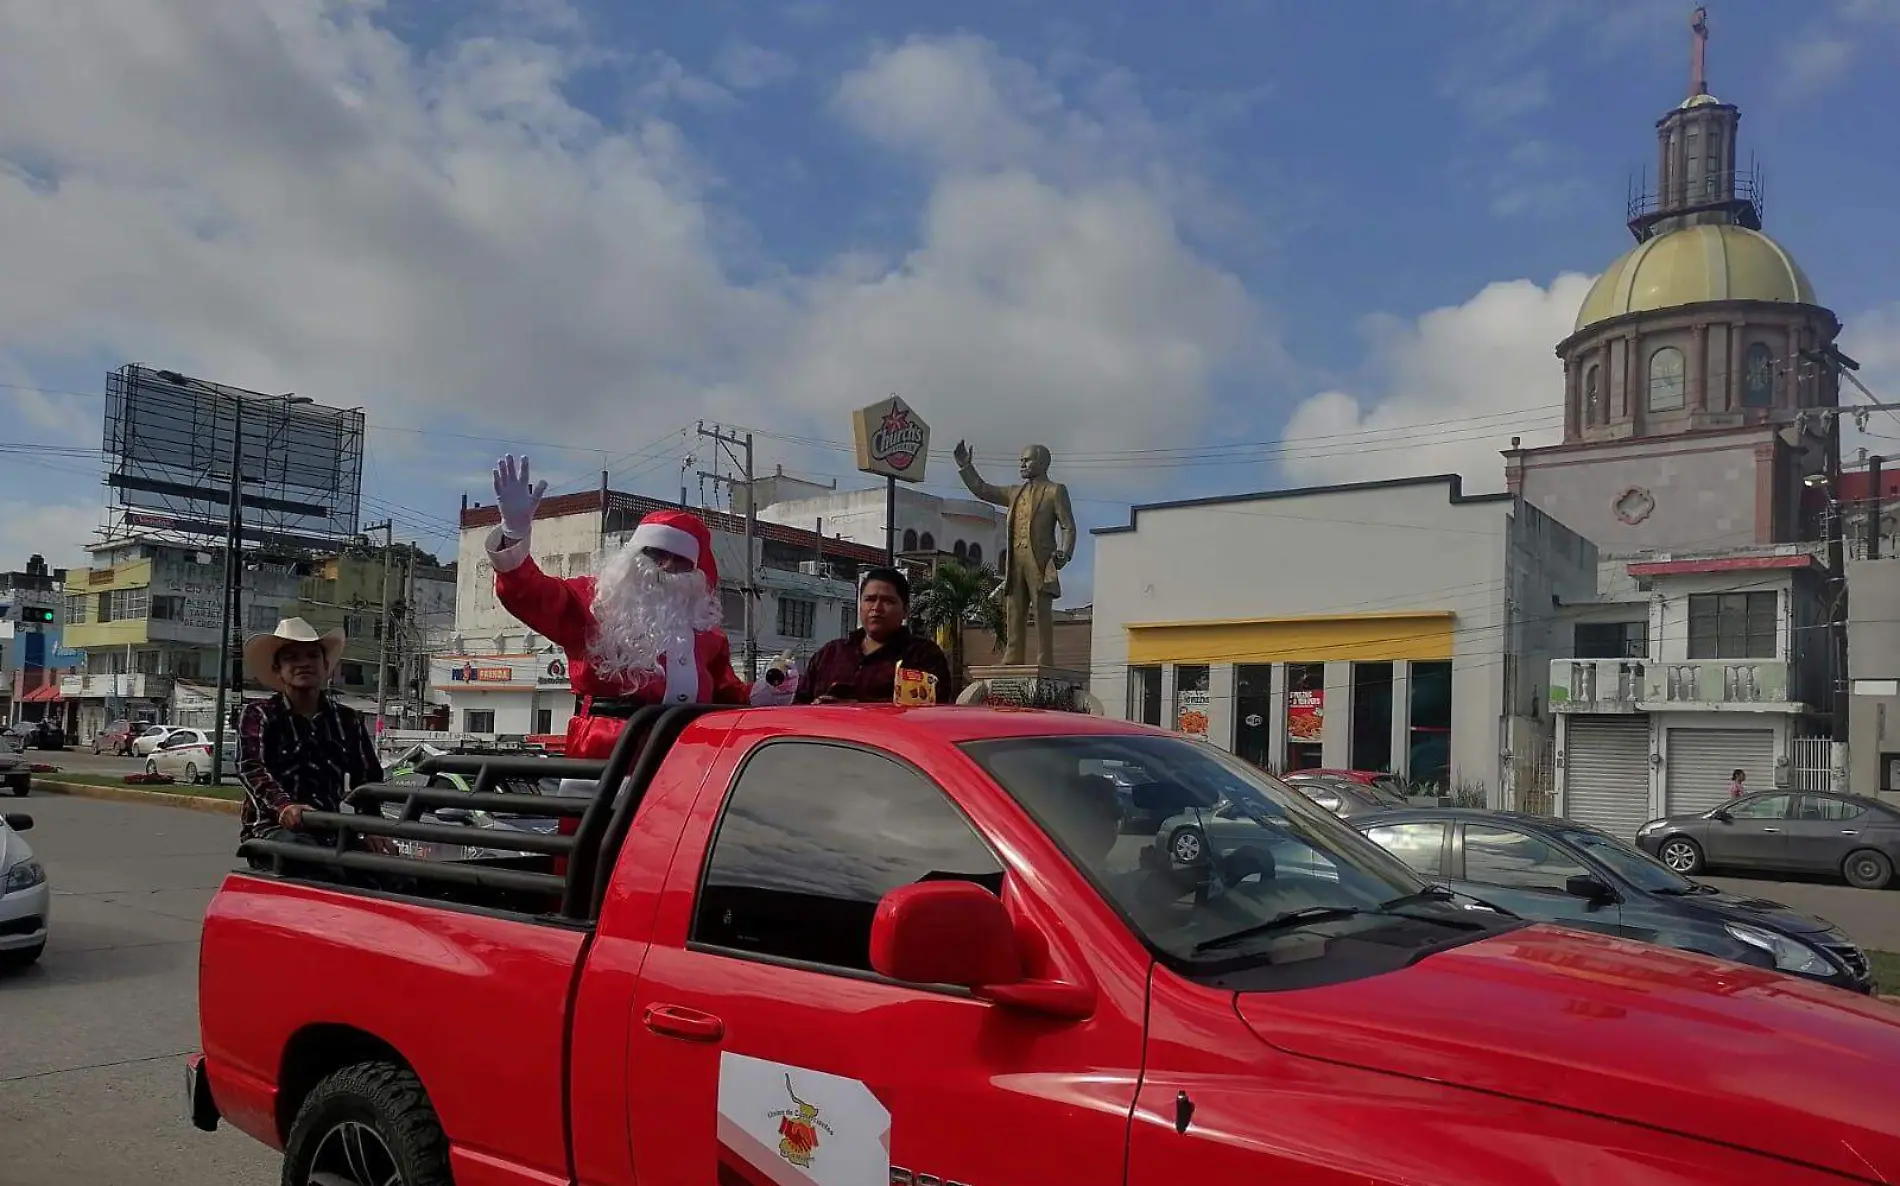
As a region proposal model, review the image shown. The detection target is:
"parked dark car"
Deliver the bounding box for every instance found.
[1634,790,1900,891]
[2,722,60,752]
[1283,772,1410,818]
[94,718,153,756]
[1355,807,1874,994]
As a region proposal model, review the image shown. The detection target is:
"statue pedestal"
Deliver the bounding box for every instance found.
[958,665,1098,714]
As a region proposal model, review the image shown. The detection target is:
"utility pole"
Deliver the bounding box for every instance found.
[367,520,394,733]
[696,422,759,680]
[1801,346,1872,791]
[210,388,245,786]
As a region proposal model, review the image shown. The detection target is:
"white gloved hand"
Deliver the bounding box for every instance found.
[493,453,548,541]
[749,659,800,706]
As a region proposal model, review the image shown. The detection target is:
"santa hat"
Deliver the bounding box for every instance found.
[629,508,718,590]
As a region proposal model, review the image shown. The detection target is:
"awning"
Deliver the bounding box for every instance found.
[22,685,61,703]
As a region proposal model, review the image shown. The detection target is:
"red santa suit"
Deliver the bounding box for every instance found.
[487,507,750,764]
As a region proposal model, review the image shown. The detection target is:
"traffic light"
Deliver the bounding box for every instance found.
[21,607,53,624]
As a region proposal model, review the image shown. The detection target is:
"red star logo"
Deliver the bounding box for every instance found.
[881,405,910,435]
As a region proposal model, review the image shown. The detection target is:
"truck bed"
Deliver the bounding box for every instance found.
[199,873,588,1179]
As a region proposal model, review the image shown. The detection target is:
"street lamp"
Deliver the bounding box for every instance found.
[158,371,309,784]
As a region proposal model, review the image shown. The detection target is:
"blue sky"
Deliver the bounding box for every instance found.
[1,0,1896,599]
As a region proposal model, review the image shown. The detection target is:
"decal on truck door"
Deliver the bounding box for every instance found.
[717,1052,891,1186]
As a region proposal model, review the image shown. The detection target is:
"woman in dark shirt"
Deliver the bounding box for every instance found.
[795,567,953,704]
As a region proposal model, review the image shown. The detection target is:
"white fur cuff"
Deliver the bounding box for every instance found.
[629,522,699,564]
[487,525,533,574]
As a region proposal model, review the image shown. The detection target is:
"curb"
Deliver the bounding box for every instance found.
[29,778,243,816]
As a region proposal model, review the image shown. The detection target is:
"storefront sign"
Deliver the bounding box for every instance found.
[1176,689,1210,738]
[1287,689,1325,743]
[850,395,930,483]
[450,662,515,683]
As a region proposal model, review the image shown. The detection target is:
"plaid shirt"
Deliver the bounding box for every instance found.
[237,692,383,839]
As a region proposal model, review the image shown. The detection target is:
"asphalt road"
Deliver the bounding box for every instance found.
[0,794,275,1186]
[33,747,163,778]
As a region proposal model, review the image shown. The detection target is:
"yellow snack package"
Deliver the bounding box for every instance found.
[893,663,939,706]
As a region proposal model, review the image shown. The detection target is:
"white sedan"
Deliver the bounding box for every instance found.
[132,725,188,757]
[145,729,238,784]
[0,809,48,970]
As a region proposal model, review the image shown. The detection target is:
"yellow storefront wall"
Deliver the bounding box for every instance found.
[65,561,158,649]
[64,619,152,649]
[1125,611,1454,666]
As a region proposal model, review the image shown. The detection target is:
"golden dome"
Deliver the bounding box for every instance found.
[1574,223,1816,333]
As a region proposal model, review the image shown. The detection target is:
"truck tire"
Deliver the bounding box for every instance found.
[281,1061,452,1186]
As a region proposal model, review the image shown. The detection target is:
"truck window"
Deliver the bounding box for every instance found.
[692,740,1004,974]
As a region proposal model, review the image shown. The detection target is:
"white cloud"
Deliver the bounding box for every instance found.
[0,4,1260,509]
[1277,275,1597,490]
[713,43,797,90]
[0,502,103,571]
[1781,0,1900,96]
[1839,303,1900,461]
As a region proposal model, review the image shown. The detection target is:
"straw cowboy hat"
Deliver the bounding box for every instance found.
[243,617,346,692]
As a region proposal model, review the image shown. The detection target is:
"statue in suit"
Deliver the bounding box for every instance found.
[953,440,1079,668]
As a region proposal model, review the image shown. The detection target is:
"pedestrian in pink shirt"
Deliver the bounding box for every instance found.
[1727,768,1746,798]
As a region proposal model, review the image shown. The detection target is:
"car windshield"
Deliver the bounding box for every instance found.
[963,733,1477,969]
[1563,828,1695,894]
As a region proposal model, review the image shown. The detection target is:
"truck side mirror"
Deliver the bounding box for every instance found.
[870,882,1097,1021]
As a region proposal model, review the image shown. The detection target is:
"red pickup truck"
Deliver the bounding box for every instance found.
[190,704,1900,1185]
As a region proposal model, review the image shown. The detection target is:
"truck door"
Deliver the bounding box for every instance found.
[624,734,1144,1186]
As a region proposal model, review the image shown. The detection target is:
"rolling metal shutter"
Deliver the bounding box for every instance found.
[1563,717,1652,839]
[1665,728,1776,819]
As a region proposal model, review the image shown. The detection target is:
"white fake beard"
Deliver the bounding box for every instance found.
[588,546,723,682]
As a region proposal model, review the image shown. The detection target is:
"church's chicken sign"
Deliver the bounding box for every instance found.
[850,395,931,483]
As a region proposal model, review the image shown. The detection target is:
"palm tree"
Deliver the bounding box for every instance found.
[908,561,1005,692]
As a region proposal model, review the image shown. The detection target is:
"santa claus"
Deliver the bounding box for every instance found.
[486,454,797,775]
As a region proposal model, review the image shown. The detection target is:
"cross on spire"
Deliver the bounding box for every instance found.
[1689,5,1710,98]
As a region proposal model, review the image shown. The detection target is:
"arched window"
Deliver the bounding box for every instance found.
[919,532,935,552]
[1647,346,1686,412]
[1584,365,1601,424]
[953,541,968,561]
[1742,342,1775,408]
[968,542,983,565]
[902,528,918,552]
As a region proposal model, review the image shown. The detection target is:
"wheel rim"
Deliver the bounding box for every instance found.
[1174,831,1202,863]
[145,760,157,775]
[1851,855,1885,884]
[185,764,198,782]
[1661,842,1695,872]
[308,1119,401,1186]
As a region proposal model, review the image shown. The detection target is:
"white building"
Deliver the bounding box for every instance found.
[1549,545,1831,837]
[441,489,885,738]
[1090,475,1597,804]
[754,480,1003,568]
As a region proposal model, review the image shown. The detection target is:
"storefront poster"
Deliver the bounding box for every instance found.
[1287,689,1324,743]
[1176,689,1210,738]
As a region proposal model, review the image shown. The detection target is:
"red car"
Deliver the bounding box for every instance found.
[189,706,1900,1185]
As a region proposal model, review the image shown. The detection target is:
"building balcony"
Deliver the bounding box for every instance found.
[1549,658,1800,713]
[1548,660,1647,713]
[57,673,175,701]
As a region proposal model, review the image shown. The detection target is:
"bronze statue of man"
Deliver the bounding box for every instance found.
[953,440,1078,668]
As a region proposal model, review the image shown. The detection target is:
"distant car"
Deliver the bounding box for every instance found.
[5,721,62,752]
[1283,772,1410,818]
[1355,807,1874,994]
[94,719,155,756]
[146,729,238,785]
[1635,790,1900,891]
[133,725,189,757]
[0,809,47,970]
[0,747,28,797]
[1305,768,1412,797]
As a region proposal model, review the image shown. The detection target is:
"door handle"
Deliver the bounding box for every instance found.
[1761,827,1781,833]
[644,1004,725,1043]
[1841,830,1860,836]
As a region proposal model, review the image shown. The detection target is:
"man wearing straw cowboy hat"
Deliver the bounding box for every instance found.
[234,617,384,858]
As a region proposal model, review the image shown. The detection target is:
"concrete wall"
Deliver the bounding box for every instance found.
[1849,557,1900,793]
[1090,476,1518,797]
[1515,431,1775,555]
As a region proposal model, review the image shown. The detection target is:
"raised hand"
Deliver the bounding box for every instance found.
[953,440,973,468]
[493,453,548,540]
